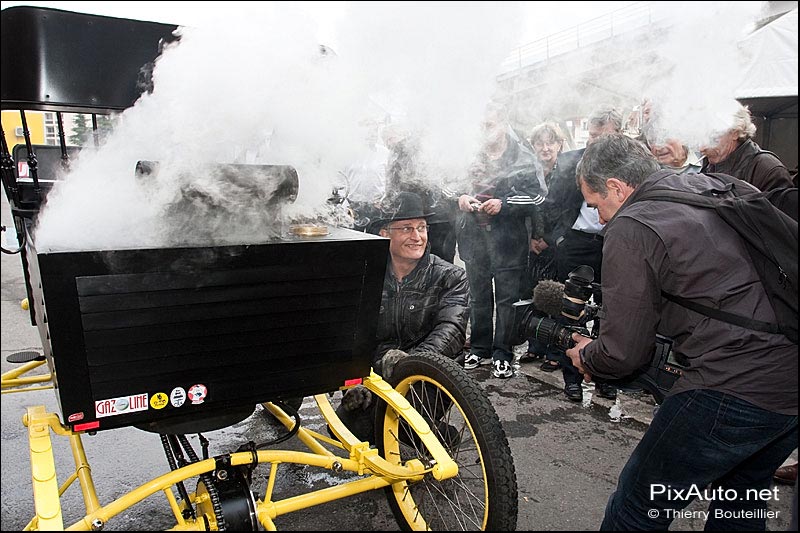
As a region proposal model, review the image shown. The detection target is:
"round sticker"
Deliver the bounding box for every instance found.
[170,387,187,408]
[115,397,129,412]
[188,384,208,404]
[150,392,169,410]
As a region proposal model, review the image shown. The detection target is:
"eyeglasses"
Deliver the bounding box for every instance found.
[386,224,429,234]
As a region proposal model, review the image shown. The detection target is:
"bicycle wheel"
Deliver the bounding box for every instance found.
[375,353,518,531]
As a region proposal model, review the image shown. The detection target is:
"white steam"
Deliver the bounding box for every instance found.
[641,1,766,148]
[506,1,768,151]
[32,1,777,252]
[34,2,522,252]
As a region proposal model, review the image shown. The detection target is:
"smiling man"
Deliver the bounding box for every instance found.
[374,191,469,361]
[334,191,469,442]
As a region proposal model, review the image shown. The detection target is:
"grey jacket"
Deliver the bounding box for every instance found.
[582,171,797,414]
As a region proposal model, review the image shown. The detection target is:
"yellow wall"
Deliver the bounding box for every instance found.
[2,111,45,155]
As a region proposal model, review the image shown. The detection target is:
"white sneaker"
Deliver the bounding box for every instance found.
[492,360,513,379]
[464,353,491,370]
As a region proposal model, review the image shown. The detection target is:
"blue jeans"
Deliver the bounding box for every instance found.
[601,389,798,531]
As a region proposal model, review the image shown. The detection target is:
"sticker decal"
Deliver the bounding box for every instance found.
[150,392,169,410]
[67,412,84,423]
[170,387,187,407]
[187,384,208,405]
[95,393,148,418]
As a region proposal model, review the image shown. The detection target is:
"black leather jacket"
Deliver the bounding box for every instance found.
[374,249,469,361]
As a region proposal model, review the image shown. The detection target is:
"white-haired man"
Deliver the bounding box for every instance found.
[700,103,793,191]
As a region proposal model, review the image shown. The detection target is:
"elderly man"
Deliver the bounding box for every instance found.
[649,138,702,174]
[567,133,797,531]
[336,191,469,441]
[700,103,793,191]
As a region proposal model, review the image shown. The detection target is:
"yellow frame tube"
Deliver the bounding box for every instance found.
[2,359,52,393]
[19,370,459,531]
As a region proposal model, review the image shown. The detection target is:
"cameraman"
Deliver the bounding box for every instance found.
[565,134,797,530]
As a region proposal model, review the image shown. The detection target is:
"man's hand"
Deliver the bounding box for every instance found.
[458,194,480,212]
[481,198,502,216]
[530,238,549,254]
[566,333,593,382]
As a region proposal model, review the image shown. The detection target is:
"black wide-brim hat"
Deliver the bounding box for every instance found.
[376,191,435,224]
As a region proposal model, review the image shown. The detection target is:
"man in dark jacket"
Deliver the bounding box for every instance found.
[459,104,546,379]
[336,191,469,440]
[566,134,797,531]
[700,103,793,191]
[533,106,622,401]
[382,124,458,264]
[372,192,469,362]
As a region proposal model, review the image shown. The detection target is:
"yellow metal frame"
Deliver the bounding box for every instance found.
[1,358,53,394]
[4,364,458,531]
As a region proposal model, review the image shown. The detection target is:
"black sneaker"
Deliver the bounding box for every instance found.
[564,383,583,402]
[464,353,491,370]
[596,383,618,400]
[518,352,544,363]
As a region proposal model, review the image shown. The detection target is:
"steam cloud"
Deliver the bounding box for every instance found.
[32,1,773,251]
[33,2,521,251]
[508,1,767,149]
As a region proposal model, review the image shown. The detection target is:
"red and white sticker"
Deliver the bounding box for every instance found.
[67,412,84,423]
[170,387,187,407]
[18,161,29,178]
[95,393,149,418]
[187,384,208,405]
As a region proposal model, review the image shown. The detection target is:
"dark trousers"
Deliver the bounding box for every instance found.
[554,230,603,385]
[601,389,798,531]
[464,257,525,364]
[429,221,456,264]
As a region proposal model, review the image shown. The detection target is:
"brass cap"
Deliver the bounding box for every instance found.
[289,224,329,237]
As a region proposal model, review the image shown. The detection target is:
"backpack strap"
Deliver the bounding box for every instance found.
[661,291,782,335]
[632,175,789,337]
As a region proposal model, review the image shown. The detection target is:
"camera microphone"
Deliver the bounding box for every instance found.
[532,279,565,317]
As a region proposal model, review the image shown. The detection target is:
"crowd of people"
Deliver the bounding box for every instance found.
[335,99,797,530]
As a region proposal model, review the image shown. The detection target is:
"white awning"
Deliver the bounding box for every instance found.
[736,8,798,99]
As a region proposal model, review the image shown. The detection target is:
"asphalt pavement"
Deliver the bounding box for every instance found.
[1,193,795,530]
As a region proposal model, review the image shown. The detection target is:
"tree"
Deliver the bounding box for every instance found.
[69,113,90,146]
[69,113,116,146]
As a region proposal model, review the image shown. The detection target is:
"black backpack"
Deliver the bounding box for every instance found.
[634,172,798,344]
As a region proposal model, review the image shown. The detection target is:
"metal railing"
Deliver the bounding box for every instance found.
[498,1,665,77]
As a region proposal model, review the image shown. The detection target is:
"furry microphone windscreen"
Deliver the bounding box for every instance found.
[533,279,565,317]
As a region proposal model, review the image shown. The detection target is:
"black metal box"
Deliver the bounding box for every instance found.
[1,6,178,113]
[26,228,387,432]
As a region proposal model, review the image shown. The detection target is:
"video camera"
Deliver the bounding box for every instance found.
[510,266,687,404]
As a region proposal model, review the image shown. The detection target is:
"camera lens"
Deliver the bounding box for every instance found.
[562,265,595,322]
[522,316,575,352]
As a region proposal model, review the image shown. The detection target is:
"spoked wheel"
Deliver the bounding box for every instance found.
[375,353,517,531]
